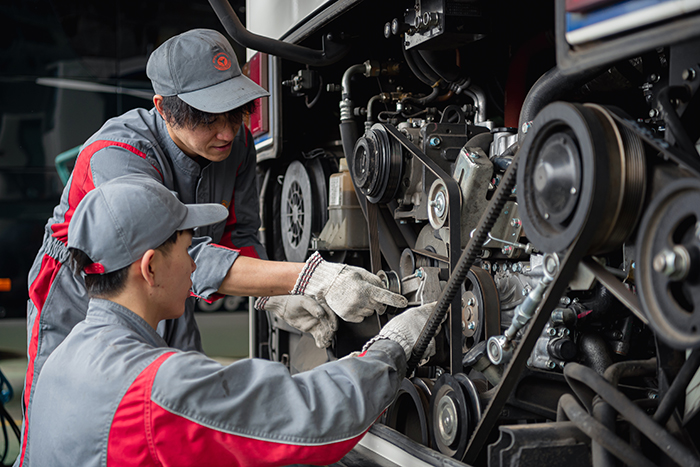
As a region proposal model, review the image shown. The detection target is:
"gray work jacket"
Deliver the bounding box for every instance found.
[20,298,405,467]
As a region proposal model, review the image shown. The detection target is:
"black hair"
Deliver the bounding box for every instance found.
[69,230,182,298]
[160,95,256,130]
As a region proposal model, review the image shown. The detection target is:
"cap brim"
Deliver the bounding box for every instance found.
[178,73,269,113]
[178,203,229,231]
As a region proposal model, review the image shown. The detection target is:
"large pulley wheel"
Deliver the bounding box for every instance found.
[384,378,432,446]
[517,102,645,254]
[429,373,480,459]
[281,161,314,262]
[352,123,403,204]
[637,178,700,349]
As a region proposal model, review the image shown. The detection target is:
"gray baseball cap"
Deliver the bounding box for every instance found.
[146,28,269,113]
[67,175,228,274]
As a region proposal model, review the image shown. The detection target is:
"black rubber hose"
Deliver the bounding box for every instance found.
[407,148,520,369]
[407,47,442,86]
[401,87,440,107]
[402,44,436,87]
[564,362,700,467]
[654,348,700,426]
[208,0,349,66]
[593,358,657,467]
[518,65,607,142]
[417,49,460,83]
[656,85,698,157]
[559,394,657,467]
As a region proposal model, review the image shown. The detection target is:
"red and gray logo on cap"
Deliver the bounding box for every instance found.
[213,52,232,71]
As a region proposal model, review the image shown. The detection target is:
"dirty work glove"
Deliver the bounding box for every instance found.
[292,251,408,323]
[255,295,338,349]
[362,302,437,362]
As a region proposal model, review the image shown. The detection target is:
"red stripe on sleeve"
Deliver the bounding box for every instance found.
[108,352,175,467]
[149,402,366,467]
[110,350,365,466]
[50,140,163,243]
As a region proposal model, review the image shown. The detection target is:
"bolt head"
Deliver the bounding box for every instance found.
[467,321,476,331]
[682,68,696,81]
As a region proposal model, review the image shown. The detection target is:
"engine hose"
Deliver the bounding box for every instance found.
[401,87,440,107]
[564,362,700,467]
[656,85,698,157]
[403,47,440,87]
[417,49,461,83]
[654,348,700,426]
[407,148,520,369]
[593,358,657,467]
[518,65,606,142]
[558,394,657,467]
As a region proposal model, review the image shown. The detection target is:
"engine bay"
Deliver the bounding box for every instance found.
[231,0,700,464]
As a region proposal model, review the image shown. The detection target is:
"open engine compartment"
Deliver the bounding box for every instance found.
[214,0,700,464]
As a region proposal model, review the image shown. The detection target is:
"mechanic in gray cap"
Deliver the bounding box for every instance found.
[20,28,407,462]
[18,175,434,467]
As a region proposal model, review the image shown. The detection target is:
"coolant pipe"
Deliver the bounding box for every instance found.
[564,363,700,467]
[654,348,700,426]
[463,85,486,123]
[208,0,349,66]
[592,358,657,467]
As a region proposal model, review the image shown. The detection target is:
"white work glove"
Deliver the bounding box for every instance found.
[292,251,408,323]
[255,295,338,349]
[362,302,438,363]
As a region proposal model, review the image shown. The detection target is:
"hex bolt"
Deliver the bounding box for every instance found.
[429,136,442,148]
[502,245,514,255]
[649,108,660,118]
[653,245,691,280]
[521,121,532,134]
[510,218,522,228]
[546,360,557,370]
[429,191,446,217]
[560,296,571,306]
[570,187,577,195]
[467,297,476,307]
[547,327,557,337]
[467,322,476,331]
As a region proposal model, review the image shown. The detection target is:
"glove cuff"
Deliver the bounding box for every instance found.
[361,335,392,354]
[254,296,270,310]
[291,251,324,295]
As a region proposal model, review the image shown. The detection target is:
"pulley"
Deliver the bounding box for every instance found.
[383,378,432,446]
[352,123,404,204]
[517,102,645,254]
[461,267,501,353]
[637,177,700,349]
[429,373,481,459]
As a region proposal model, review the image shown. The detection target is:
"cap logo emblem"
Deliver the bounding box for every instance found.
[213,53,232,71]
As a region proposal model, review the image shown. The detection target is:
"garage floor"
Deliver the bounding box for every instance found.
[0,310,250,464]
